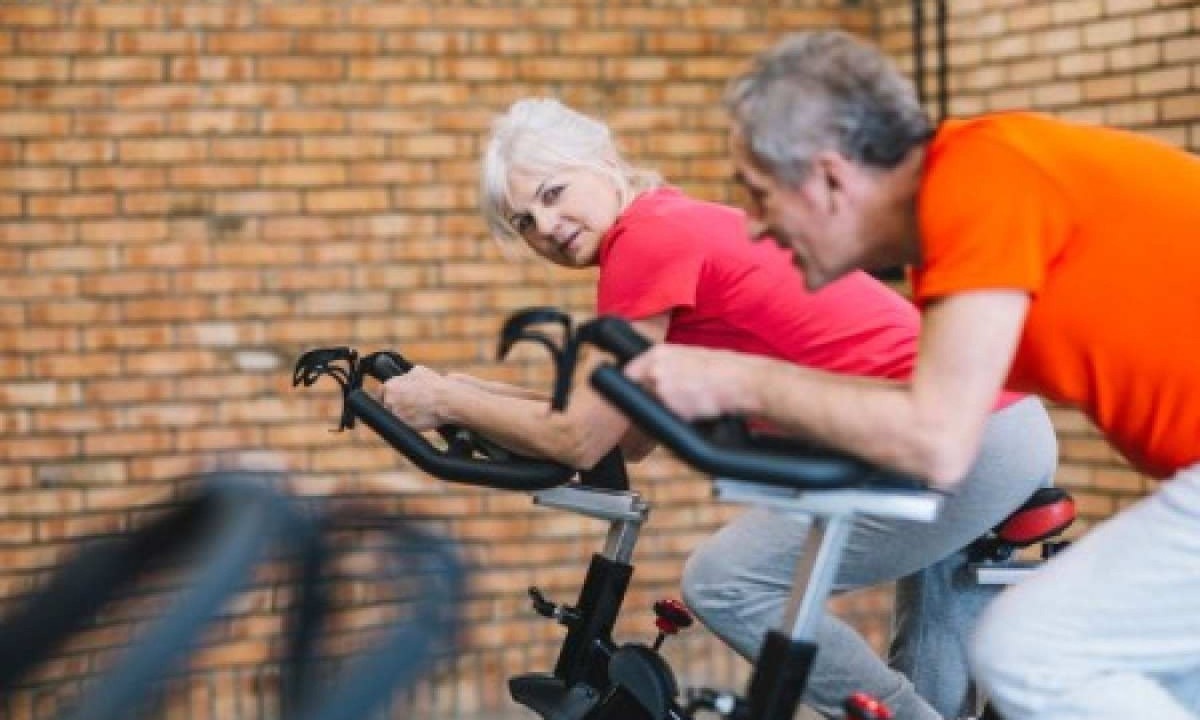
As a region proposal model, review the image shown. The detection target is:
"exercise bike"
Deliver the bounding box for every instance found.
[568,314,1075,720]
[295,323,696,720]
[0,472,466,720]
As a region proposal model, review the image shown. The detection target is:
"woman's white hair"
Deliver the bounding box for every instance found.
[480,98,661,244]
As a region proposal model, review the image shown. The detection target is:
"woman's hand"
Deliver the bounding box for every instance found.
[379,365,451,431]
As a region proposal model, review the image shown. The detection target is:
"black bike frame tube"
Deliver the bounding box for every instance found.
[745,631,819,720]
[554,554,634,690]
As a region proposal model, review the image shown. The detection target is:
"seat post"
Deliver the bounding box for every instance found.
[781,514,853,643]
[714,477,943,720]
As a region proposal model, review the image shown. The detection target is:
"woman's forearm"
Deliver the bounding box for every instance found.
[439,380,632,469]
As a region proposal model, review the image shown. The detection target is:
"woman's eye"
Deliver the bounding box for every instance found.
[513,215,533,234]
[543,185,563,203]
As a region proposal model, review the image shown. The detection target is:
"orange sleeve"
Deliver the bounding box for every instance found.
[913,136,1073,305]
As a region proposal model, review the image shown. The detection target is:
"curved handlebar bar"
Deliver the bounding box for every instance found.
[577,317,926,493]
[295,346,575,491]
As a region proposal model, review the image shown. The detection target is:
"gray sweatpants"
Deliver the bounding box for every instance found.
[681,397,1057,720]
[972,463,1200,720]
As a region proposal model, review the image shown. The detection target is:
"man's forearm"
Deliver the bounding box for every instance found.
[744,359,974,485]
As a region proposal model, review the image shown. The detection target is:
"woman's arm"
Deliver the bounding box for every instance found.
[445,373,549,402]
[380,315,670,469]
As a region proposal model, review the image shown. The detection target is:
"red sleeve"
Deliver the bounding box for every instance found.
[912,136,1072,307]
[596,214,706,320]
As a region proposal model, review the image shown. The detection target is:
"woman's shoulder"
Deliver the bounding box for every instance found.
[617,188,746,244]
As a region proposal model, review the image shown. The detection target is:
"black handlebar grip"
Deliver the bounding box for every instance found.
[362,352,413,381]
[359,351,474,454]
[576,316,652,366]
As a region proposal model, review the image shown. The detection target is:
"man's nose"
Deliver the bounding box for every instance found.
[745,216,769,242]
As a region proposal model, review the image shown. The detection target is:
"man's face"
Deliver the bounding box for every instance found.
[729,128,863,291]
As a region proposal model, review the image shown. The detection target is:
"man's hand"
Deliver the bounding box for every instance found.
[379,365,450,431]
[623,344,766,420]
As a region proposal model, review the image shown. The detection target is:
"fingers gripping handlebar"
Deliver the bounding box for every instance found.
[294,346,574,491]
[574,315,927,493]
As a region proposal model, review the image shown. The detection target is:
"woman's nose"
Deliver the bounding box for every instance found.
[530,205,559,236]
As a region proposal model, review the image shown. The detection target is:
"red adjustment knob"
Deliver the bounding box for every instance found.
[651,599,693,651]
[653,598,694,635]
[845,692,893,720]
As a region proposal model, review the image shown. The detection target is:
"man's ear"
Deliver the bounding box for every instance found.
[814,150,861,214]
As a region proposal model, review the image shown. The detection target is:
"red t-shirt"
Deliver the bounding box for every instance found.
[913,112,1200,476]
[597,187,1022,408]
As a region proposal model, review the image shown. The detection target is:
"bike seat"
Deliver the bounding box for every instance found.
[994,487,1076,546]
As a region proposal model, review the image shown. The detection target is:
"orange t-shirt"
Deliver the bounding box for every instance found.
[912,112,1200,478]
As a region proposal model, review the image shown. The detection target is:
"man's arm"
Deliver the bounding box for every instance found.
[625,291,1029,489]
[381,315,670,469]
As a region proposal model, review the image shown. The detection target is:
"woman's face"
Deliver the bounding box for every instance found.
[506,166,624,268]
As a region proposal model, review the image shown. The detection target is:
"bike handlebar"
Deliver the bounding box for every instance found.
[297,347,576,491]
[577,317,926,493]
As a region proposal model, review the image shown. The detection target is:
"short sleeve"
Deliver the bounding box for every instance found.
[913,136,1072,306]
[596,215,706,320]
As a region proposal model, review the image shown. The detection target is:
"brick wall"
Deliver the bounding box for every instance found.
[3,0,1196,716]
[0,2,873,717]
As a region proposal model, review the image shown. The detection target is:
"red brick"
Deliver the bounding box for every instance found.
[112,84,205,109]
[78,219,169,244]
[0,112,72,138]
[73,4,163,28]
[169,56,254,82]
[261,111,346,133]
[168,165,257,189]
[0,435,79,462]
[17,85,105,108]
[206,31,292,54]
[81,114,169,140]
[27,193,118,218]
[0,57,71,82]
[24,138,114,163]
[298,83,386,107]
[304,188,390,213]
[164,5,254,29]
[211,137,298,161]
[0,168,71,192]
[113,30,201,54]
[209,83,297,108]
[0,6,60,26]
[295,31,380,54]
[72,57,163,83]
[167,110,258,135]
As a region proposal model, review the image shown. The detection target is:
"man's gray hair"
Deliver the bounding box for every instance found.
[725,30,932,186]
[480,98,661,244]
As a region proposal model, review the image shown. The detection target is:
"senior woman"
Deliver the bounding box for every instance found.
[379,97,1057,720]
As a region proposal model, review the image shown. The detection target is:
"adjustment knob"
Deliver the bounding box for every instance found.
[845,692,893,720]
[652,598,694,650]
